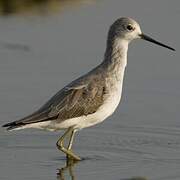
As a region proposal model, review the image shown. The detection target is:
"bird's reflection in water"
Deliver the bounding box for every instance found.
[56,157,148,180]
[57,158,79,180]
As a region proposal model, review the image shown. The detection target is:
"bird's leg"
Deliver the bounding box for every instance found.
[56,128,81,161]
[66,130,76,160]
[67,130,76,150]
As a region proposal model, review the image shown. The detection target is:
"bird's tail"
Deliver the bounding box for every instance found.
[2,121,24,131]
[2,109,55,131]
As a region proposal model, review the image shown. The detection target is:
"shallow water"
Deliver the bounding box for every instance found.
[0,0,180,180]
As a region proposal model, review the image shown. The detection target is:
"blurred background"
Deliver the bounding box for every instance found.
[0,0,179,180]
[0,0,97,15]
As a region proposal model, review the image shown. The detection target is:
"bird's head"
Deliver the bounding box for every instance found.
[108,17,175,51]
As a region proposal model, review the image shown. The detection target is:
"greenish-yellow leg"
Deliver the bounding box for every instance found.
[66,129,76,160]
[56,127,81,161]
[67,129,76,150]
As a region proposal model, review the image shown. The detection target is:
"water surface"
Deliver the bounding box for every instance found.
[0,0,179,180]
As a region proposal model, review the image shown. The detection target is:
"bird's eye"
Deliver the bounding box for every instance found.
[126,24,134,31]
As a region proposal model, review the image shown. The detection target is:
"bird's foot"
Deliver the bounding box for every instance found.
[66,150,81,162]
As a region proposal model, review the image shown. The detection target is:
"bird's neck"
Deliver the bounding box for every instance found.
[102,38,129,81]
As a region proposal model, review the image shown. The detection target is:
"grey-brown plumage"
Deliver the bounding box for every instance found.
[3,63,108,130]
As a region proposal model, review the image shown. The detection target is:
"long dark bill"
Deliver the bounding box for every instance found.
[140,34,175,51]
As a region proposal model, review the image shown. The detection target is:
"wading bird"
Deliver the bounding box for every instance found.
[2,17,175,161]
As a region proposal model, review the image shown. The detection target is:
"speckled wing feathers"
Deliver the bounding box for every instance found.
[48,76,106,121]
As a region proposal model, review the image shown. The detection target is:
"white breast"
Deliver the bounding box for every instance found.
[70,70,125,129]
[77,87,122,129]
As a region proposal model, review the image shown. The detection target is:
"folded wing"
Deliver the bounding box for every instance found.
[2,76,106,130]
